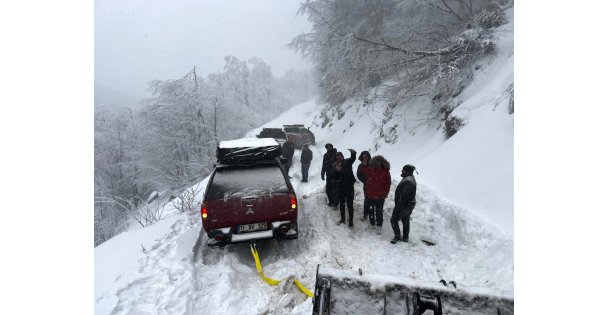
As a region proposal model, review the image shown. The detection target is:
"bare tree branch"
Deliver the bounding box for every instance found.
[302,2,456,57]
[423,0,467,22]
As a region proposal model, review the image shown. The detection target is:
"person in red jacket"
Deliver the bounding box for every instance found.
[364,155,391,234]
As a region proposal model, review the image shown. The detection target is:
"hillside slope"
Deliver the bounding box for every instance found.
[276,8,514,236]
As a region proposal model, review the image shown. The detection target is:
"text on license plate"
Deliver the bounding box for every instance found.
[239,222,267,232]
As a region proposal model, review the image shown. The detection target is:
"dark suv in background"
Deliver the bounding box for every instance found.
[201,138,298,249]
[256,128,287,145]
[283,124,315,149]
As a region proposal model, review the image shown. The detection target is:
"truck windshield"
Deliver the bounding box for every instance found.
[206,165,289,200]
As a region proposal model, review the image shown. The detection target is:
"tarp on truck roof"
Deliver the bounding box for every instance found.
[217,138,282,164]
[219,138,279,148]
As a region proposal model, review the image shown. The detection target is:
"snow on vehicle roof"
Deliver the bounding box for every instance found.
[218,138,279,148]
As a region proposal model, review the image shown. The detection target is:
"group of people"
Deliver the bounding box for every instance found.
[281,141,417,244]
[319,143,418,244]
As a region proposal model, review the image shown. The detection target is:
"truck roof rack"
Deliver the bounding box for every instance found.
[217,138,282,165]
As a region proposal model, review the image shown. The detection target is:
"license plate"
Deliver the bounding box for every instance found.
[239,222,267,233]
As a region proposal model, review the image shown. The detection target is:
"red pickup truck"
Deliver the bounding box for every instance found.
[201,138,298,249]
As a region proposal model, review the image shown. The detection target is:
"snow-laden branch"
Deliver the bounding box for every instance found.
[301,2,455,57]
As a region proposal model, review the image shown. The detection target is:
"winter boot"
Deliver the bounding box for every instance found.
[337,220,345,225]
[360,215,367,221]
[377,226,383,235]
[390,236,401,244]
[402,236,409,243]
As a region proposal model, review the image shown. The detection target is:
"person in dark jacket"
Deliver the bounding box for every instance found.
[390,164,417,243]
[330,149,357,227]
[326,147,339,208]
[356,151,372,222]
[364,155,391,234]
[281,139,295,176]
[321,144,337,206]
[300,143,313,182]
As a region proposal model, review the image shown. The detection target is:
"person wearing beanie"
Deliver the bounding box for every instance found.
[390,164,417,244]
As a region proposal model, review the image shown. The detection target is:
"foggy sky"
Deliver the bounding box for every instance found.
[95,0,312,100]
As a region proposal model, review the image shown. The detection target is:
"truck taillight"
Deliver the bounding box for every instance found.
[290,194,297,209]
[201,203,208,219]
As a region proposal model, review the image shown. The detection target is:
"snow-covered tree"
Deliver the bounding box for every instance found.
[289,0,510,117]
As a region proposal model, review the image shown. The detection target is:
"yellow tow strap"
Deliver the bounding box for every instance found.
[293,279,314,297]
[250,245,284,285]
[250,244,314,298]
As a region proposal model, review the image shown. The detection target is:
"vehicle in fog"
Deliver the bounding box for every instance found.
[256,128,288,145]
[283,124,315,149]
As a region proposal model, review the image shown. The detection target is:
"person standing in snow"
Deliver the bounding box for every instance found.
[281,139,295,177]
[364,156,391,234]
[326,147,341,209]
[300,143,313,183]
[356,151,372,222]
[390,164,417,243]
[330,149,357,227]
[321,144,338,206]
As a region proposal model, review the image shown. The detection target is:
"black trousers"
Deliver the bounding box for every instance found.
[327,180,339,206]
[390,203,415,238]
[368,198,385,226]
[363,198,371,217]
[338,188,355,223]
[285,157,293,175]
[301,163,310,181]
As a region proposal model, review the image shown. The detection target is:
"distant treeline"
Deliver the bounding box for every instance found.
[94,56,316,246]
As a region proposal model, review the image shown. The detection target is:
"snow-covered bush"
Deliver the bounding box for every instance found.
[132,198,165,227]
[319,109,332,128]
[444,115,465,138]
[171,184,202,213]
[475,8,506,29]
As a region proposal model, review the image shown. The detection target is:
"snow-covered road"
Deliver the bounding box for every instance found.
[97,147,513,314]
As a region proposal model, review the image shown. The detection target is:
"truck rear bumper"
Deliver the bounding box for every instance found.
[206,220,297,248]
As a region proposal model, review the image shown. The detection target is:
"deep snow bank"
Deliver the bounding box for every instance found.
[418,8,514,235]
